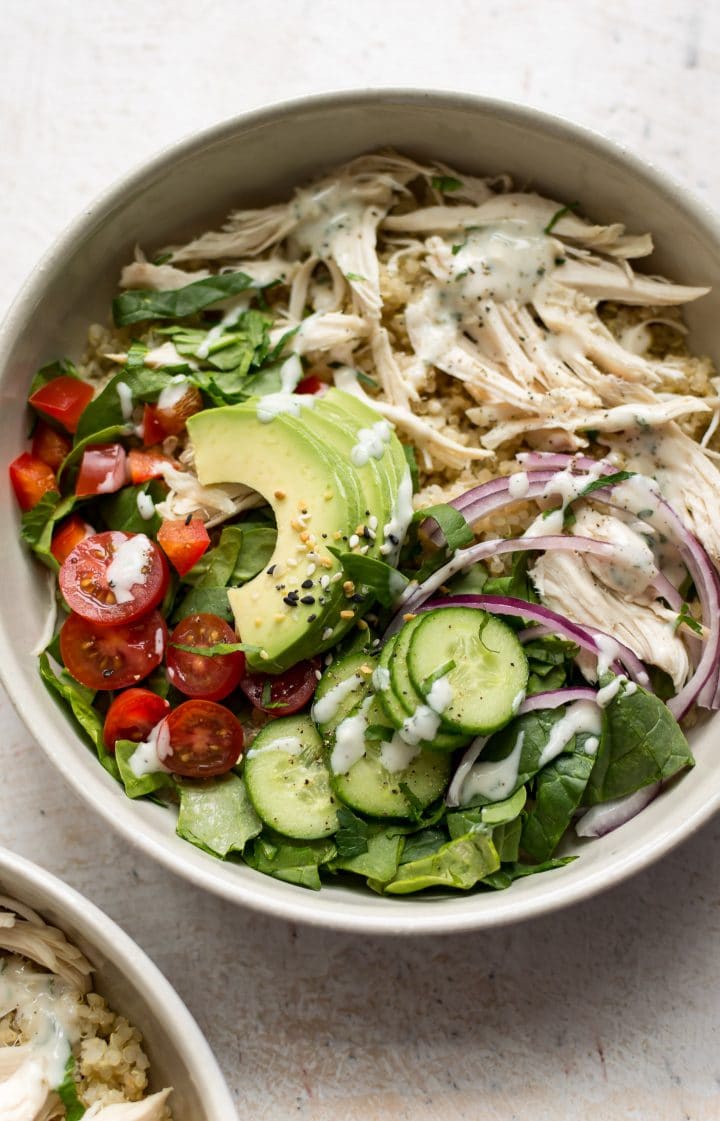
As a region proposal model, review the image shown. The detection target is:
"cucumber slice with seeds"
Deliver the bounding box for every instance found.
[244,716,338,839]
[312,651,377,734]
[407,607,528,735]
[331,697,451,819]
[389,615,470,752]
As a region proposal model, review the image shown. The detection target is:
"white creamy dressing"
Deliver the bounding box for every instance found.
[0,956,82,1091]
[406,220,556,366]
[596,675,637,707]
[378,732,421,773]
[425,674,453,714]
[195,300,249,360]
[129,719,172,777]
[371,665,391,692]
[508,471,530,499]
[279,353,303,393]
[256,393,316,423]
[157,374,191,412]
[380,469,414,558]
[399,705,441,746]
[574,509,658,597]
[330,697,373,774]
[311,674,365,725]
[458,731,525,805]
[116,380,134,421]
[584,736,600,756]
[106,533,152,603]
[594,633,622,678]
[245,736,304,759]
[291,181,367,260]
[537,701,602,768]
[524,461,605,538]
[136,491,156,521]
[350,420,392,467]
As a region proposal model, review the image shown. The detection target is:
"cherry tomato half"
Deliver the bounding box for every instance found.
[157,518,210,577]
[9,453,57,511]
[28,376,94,434]
[59,531,169,626]
[76,443,127,497]
[128,448,175,485]
[31,421,72,470]
[240,660,319,717]
[103,688,170,752]
[163,700,244,777]
[51,514,95,566]
[167,614,245,701]
[60,610,167,691]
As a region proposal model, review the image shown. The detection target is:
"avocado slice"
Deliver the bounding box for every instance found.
[188,400,362,671]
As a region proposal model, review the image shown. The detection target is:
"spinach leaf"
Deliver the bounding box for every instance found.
[231,526,276,584]
[521,747,595,862]
[171,586,233,624]
[184,525,244,588]
[56,1055,86,1120]
[482,856,575,890]
[74,373,131,443]
[115,741,173,799]
[523,635,578,695]
[447,562,488,595]
[38,653,119,780]
[328,550,408,607]
[245,834,336,890]
[377,830,499,894]
[100,481,165,536]
[467,708,567,804]
[413,503,474,552]
[484,552,538,603]
[399,826,448,864]
[176,774,262,857]
[334,807,371,860]
[492,816,523,863]
[584,685,694,804]
[20,491,78,571]
[113,271,258,326]
[330,823,405,883]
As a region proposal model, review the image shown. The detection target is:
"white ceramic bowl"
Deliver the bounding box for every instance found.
[1,90,719,934]
[0,846,235,1118]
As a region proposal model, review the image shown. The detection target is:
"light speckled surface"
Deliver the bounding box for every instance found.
[2,2,719,1117]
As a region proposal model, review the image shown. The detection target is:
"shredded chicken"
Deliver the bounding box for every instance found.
[531,549,690,688]
[83,1088,172,1120]
[0,896,92,993]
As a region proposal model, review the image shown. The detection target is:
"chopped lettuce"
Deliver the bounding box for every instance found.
[377,830,500,894]
[38,653,119,780]
[115,741,172,799]
[176,774,262,857]
[112,271,259,326]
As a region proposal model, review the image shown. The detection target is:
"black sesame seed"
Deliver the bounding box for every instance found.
[300,595,315,605]
[267,565,276,575]
[283,594,299,607]
[301,579,314,589]
[184,513,193,526]
[307,614,317,622]
[275,584,286,591]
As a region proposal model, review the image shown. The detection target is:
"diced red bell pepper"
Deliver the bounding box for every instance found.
[128,448,175,485]
[9,453,57,511]
[28,376,94,434]
[50,514,95,565]
[295,375,326,395]
[75,444,127,497]
[142,403,167,445]
[157,518,211,577]
[31,421,72,470]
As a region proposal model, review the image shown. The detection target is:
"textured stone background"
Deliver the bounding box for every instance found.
[1,2,719,1117]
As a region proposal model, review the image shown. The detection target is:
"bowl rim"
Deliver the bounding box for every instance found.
[2,87,720,935]
[0,845,237,1117]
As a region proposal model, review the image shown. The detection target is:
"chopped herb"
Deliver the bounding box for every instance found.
[431,175,463,193]
[543,201,580,235]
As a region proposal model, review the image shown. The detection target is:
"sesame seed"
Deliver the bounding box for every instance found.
[300,595,315,605]
[307,613,317,622]
[359,545,369,555]
[322,627,334,640]
[301,579,314,589]
[260,650,270,660]
[330,571,343,583]
[320,574,330,590]
[348,534,360,549]
[368,516,378,531]
[319,557,333,568]
[274,489,286,500]
[307,563,316,576]
[340,610,355,620]
[343,580,355,596]
[403,613,417,622]
[314,669,322,681]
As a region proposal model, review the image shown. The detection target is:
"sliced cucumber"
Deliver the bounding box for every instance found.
[374,635,408,729]
[244,716,339,839]
[407,607,528,735]
[312,651,377,734]
[389,616,470,752]
[331,697,451,819]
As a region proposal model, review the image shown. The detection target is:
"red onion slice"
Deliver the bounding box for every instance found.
[518,687,601,714]
[575,783,661,838]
